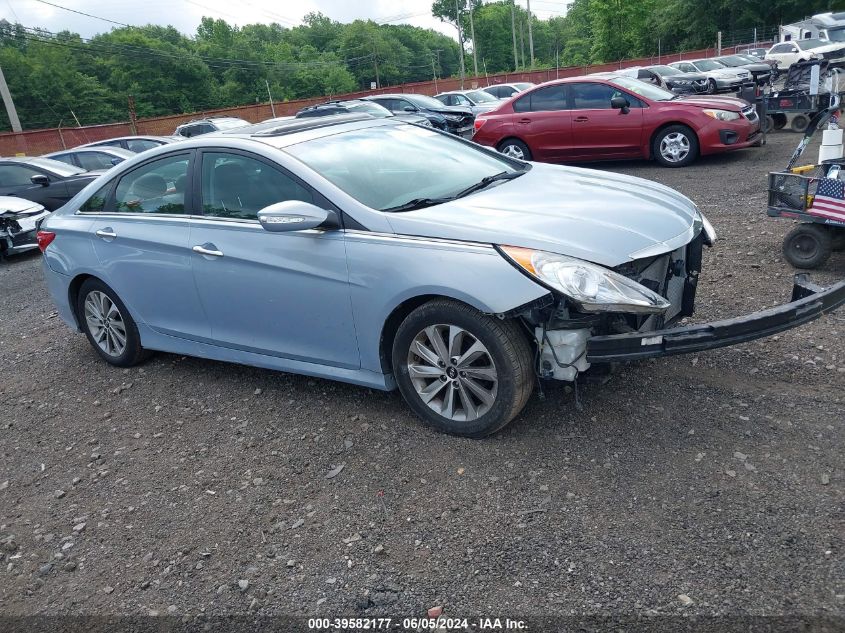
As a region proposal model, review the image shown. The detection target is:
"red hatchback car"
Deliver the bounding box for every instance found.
[471,74,761,167]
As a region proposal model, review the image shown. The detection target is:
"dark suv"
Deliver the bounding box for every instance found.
[295,100,430,126]
[362,94,474,137]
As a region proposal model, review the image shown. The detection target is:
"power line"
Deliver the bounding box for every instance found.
[30,0,134,27]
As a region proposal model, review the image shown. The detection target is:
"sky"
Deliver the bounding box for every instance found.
[0,0,572,40]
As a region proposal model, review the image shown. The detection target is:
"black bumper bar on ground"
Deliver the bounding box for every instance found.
[586,274,845,363]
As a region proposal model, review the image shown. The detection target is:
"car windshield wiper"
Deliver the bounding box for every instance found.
[453,170,525,199]
[382,197,453,212]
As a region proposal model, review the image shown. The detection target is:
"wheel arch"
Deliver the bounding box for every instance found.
[68,273,97,329]
[496,136,531,155]
[377,291,532,375]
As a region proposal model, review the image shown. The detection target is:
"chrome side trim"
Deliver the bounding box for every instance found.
[343,229,495,252]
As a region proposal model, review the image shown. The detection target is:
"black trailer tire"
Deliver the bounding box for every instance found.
[782,224,833,269]
[392,299,534,438]
[772,113,788,130]
[791,114,810,133]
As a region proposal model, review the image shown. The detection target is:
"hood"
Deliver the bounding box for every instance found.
[384,163,700,268]
[66,170,105,182]
[673,95,749,110]
[427,104,473,117]
[708,67,747,78]
[812,42,845,55]
[0,195,45,214]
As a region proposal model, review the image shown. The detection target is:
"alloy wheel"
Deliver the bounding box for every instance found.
[659,132,691,163]
[500,144,525,160]
[84,290,127,357]
[406,324,498,422]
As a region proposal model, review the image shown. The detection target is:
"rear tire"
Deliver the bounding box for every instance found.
[790,114,810,133]
[772,113,788,130]
[392,299,534,438]
[497,138,532,161]
[653,125,699,168]
[77,278,150,367]
[782,224,832,269]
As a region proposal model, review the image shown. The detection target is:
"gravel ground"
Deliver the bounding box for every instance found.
[0,131,843,628]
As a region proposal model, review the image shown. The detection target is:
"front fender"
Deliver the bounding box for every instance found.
[344,231,549,373]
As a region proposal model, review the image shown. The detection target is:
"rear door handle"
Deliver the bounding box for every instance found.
[192,244,224,257]
[95,228,116,240]
[574,116,589,122]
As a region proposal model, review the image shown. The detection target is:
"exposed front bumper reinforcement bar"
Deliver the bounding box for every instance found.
[586,274,845,363]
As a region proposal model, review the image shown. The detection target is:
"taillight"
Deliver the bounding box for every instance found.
[474,118,487,132]
[37,230,56,252]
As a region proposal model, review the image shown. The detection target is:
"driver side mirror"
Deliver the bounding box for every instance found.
[257,200,337,232]
[30,174,49,187]
[611,96,630,114]
[403,105,417,112]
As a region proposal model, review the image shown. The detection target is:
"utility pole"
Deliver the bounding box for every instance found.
[454,0,465,88]
[519,18,526,70]
[127,95,137,135]
[469,2,478,78]
[0,65,21,133]
[371,37,380,88]
[526,0,534,68]
[431,50,439,92]
[716,31,722,56]
[510,0,519,72]
[265,80,276,118]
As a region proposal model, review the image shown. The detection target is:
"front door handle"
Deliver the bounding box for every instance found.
[95,228,116,240]
[574,116,589,122]
[518,118,531,124]
[192,244,224,257]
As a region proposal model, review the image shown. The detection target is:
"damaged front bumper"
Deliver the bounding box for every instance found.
[585,274,845,363]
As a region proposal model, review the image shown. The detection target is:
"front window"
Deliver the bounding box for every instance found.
[466,90,498,104]
[609,76,674,101]
[201,152,311,220]
[77,152,121,171]
[286,125,521,212]
[0,164,44,186]
[694,59,727,71]
[403,94,449,110]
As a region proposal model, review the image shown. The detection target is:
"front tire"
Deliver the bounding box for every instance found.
[497,138,532,161]
[77,278,149,367]
[782,224,832,269]
[706,78,718,94]
[392,299,534,438]
[653,125,699,167]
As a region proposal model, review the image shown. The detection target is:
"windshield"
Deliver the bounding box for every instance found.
[649,65,682,76]
[514,82,534,90]
[694,59,727,71]
[404,94,450,109]
[287,124,520,211]
[798,39,829,50]
[828,28,845,42]
[610,76,675,101]
[717,56,747,66]
[21,157,86,176]
[346,101,393,117]
[466,90,498,103]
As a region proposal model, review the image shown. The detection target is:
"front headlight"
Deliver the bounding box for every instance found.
[702,108,741,121]
[444,114,463,122]
[500,246,671,314]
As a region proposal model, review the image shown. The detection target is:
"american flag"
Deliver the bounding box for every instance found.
[810,177,845,223]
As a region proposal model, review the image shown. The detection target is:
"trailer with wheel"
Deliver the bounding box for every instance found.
[763,59,840,133]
